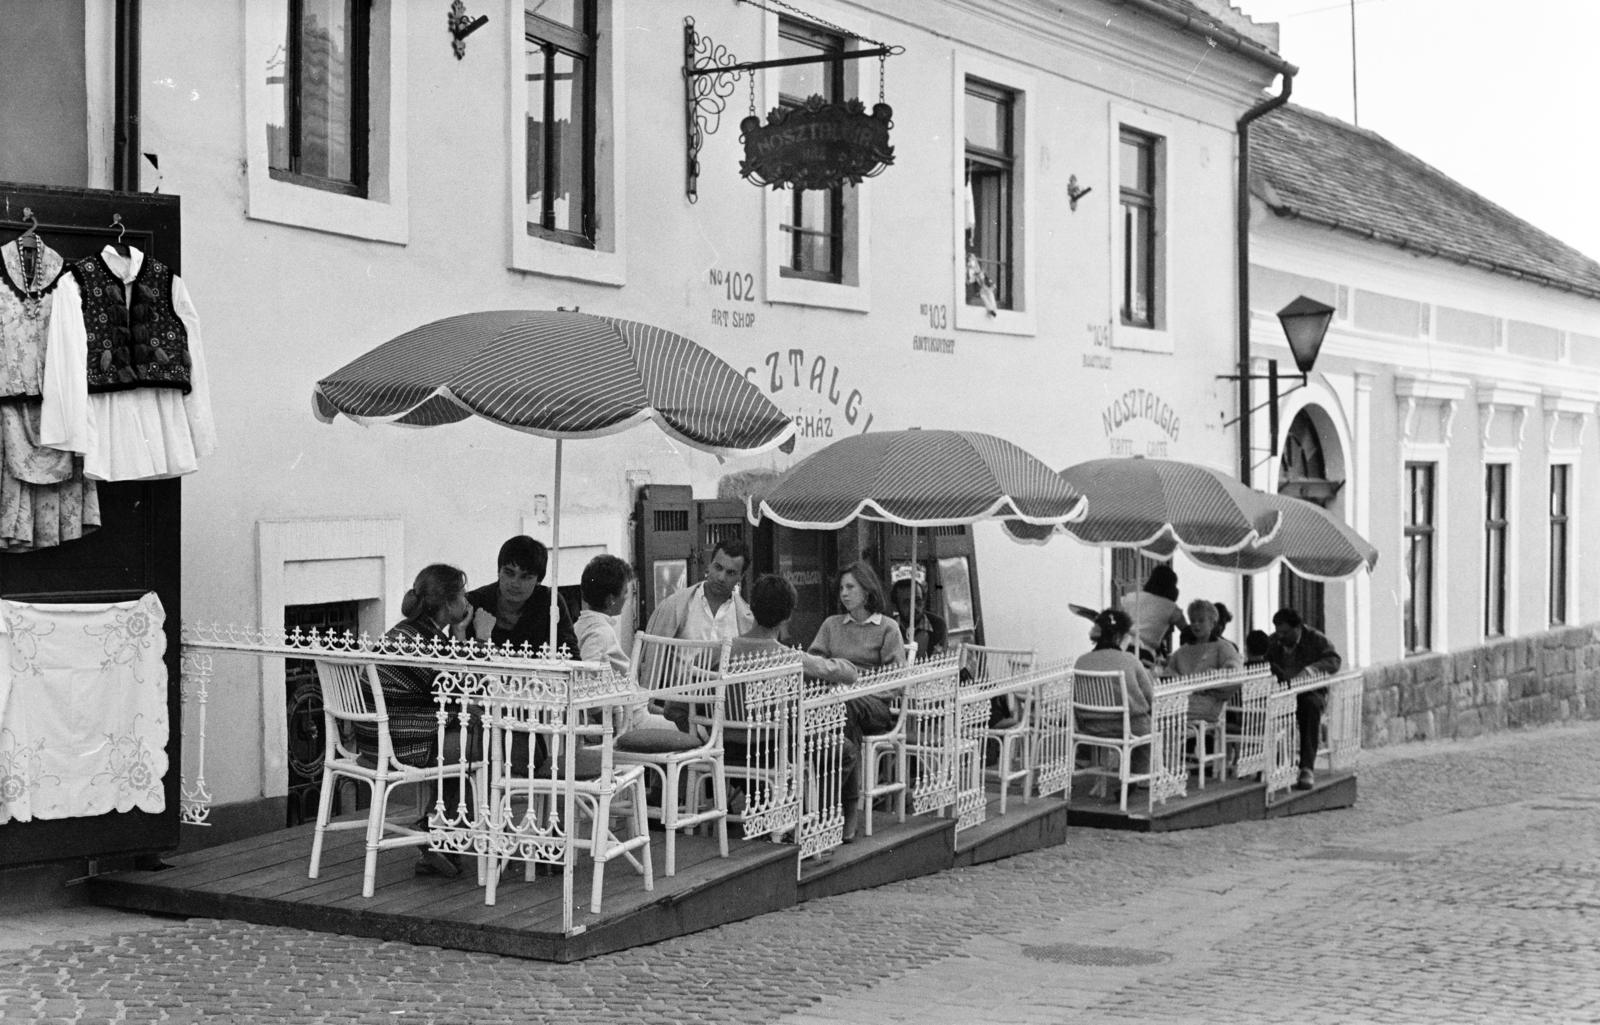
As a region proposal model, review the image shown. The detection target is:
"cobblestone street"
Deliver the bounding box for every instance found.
[3,722,1598,1024]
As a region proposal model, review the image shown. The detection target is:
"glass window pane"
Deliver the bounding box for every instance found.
[531,0,581,30]
[549,51,585,234]
[297,0,356,182]
[266,4,290,170]
[1120,136,1148,192]
[778,31,834,103]
[526,42,546,226]
[964,91,1004,152]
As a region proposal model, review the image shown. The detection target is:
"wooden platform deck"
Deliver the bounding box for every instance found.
[88,771,1353,959]
[1066,770,1358,831]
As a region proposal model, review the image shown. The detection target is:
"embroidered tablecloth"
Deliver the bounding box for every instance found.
[0,592,167,823]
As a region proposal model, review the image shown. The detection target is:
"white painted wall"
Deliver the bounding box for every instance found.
[132,0,1277,805]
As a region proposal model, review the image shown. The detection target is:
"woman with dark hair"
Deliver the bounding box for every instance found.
[808,560,906,841]
[1118,564,1187,665]
[466,535,580,658]
[1073,606,1156,773]
[365,563,475,877]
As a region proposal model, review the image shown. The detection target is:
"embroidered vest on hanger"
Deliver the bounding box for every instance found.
[73,253,192,394]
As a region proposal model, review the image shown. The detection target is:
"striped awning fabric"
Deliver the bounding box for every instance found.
[747,429,1086,530]
[1143,491,1378,580]
[312,311,795,457]
[1004,457,1281,553]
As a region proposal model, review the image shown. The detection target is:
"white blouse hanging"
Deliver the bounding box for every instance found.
[39,246,216,481]
[0,593,168,824]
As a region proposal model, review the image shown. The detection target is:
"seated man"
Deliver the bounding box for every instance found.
[1265,607,1342,790]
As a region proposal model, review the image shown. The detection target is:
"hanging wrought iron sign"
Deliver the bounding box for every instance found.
[739,96,894,190]
[682,9,902,202]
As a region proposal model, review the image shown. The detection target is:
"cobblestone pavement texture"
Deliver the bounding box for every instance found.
[2,722,1598,1024]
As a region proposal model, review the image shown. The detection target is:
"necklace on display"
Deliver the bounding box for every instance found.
[10,242,47,319]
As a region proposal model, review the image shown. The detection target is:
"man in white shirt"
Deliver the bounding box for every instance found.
[643,537,755,730]
[644,537,754,643]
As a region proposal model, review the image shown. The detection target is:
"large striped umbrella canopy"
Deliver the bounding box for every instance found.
[1004,457,1281,553]
[1143,491,1378,581]
[747,429,1086,530]
[312,310,795,457]
[313,310,795,654]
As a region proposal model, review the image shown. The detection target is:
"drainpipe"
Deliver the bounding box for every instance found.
[113,0,141,192]
[1235,69,1294,632]
[1236,70,1293,489]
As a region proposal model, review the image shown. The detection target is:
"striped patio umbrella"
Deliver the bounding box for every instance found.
[747,429,1086,655]
[1004,457,1282,554]
[312,310,794,455]
[314,310,796,649]
[1143,491,1378,581]
[747,429,1086,530]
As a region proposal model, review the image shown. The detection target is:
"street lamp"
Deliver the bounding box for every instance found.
[1220,294,1335,457]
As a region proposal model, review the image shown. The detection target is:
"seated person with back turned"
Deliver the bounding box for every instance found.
[1265,607,1342,790]
[890,577,948,658]
[729,574,859,796]
[1119,565,1187,666]
[467,535,580,658]
[1167,598,1245,723]
[1074,607,1158,775]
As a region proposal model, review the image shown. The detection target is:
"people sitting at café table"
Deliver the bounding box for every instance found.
[1266,607,1342,791]
[1074,607,1156,776]
[1166,598,1245,724]
[728,575,860,817]
[367,563,478,879]
[809,560,905,841]
[889,577,948,659]
[1119,565,1187,666]
[466,535,580,658]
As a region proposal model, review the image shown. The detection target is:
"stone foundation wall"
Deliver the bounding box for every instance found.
[1361,624,1600,748]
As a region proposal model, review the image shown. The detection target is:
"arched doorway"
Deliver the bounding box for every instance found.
[1277,411,1343,633]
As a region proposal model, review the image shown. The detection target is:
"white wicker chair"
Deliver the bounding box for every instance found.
[612,633,731,876]
[480,699,652,913]
[308,658,482,898]
[1069,667,1154,813]
[961,644,1037,814]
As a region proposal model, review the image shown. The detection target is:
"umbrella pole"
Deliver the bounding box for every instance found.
[908,528,919,661]
[551,438,563,657]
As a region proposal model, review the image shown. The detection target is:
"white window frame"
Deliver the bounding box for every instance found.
[506,0,626,286]
[1108,103,1171,353]
[1400,448,1447,656]
[952,53,1035,337]
[243,0,408,244]
[1480,457,1515,639]
[1547,460,1575,628]
[759,4,873,312]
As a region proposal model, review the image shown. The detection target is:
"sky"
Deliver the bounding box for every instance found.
[1234,0,1600,261]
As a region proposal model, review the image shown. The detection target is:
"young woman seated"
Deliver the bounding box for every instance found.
[1167,599,1245,723]
[1073,607,1156,774]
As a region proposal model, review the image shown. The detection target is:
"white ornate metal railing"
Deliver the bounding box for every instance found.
[794,655,961,864]
[1148,668,1253,806]
[956,644,1037,828]
[1027,660,1077,800]
[178,647,213,826]
[692,650,805,843]
[1263,669,1363,805]
[1227,667,1276,779]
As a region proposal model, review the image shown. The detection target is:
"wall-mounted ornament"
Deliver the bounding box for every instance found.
[447,1,489,60]
[1067,174,1093,212]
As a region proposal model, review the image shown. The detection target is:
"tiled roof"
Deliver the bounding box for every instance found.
[1250,104,1600,300]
